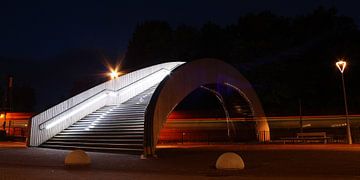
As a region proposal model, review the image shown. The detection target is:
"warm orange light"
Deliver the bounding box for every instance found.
[108,70,120,79]
[0,114,3,118]
[336,60,347,73]
[107,63,123,80]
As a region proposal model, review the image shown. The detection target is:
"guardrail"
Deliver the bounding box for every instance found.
[29,62,184,146]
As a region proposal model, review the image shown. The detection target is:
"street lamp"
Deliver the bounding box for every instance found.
[107,66,123,92]
[108,70,120,80]
[336,59,352,144]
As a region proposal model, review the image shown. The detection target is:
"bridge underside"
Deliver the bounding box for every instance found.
[158,84,257,145]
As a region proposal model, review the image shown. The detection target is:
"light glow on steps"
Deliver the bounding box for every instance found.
[44,93,108,129]
[43,68,171,130]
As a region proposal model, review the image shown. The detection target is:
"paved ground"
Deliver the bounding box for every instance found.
[0,141,26,148]
[1,144,360,179]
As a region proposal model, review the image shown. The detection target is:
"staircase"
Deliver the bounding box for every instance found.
[40,85,157,154]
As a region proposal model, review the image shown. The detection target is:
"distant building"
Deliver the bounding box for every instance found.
[0,112,33,140]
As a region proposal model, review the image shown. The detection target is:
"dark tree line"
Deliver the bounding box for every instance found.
[125,7,360,116]
[2,6,359,116]
[0,78,36,112]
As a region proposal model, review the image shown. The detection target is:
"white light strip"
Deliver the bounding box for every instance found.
[45,93,108,129]
[117,69,170,97]
[43,68,170,130]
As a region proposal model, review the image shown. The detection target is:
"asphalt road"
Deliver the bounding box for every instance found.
[1,144,360,179]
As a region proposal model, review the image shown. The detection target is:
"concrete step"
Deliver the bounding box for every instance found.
[83,113,145,117]
[67,125,144,129]
[78,118,144,121]
[50,138,143,143]
[84,114,145,118]
[71,122,144,126]
[44,141,143,148]
[58,131,144,135]
[40,144,143,153]
[54,134,143,139]
[63,128,144,132]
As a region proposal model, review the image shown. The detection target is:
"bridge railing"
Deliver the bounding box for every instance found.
[29,62,184,146]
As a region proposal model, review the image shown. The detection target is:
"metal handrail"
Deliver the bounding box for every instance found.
[38,89,107,130]
[111,68,171,93]
[38,67,171,130]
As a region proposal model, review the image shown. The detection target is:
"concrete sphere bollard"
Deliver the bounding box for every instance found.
[65,150,91,167]
[216,152,244,170]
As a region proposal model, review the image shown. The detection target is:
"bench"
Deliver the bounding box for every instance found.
[281,132,331,144]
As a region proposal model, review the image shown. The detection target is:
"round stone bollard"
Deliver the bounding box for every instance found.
[65,150,91,167]
[216,152,245,170]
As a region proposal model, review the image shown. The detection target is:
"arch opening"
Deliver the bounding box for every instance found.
[144,59,270,156]
[157,83,258,145]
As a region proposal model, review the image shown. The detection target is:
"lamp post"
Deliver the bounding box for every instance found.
[108,70,119,93]
[336,60,352,144]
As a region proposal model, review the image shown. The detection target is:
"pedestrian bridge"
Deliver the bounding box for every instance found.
[29,59,269,156]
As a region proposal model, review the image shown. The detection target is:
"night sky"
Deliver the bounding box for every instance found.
[1,0,360,112]
[2,0,360,59]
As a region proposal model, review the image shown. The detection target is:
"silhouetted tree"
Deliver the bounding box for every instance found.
[198,21,227,59]
[173,25,200,61]
[12,84,36,112]
[126,21,173,69]
[125,7,360,115]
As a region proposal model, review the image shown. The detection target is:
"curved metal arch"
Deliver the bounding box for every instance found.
[144,58,269,156]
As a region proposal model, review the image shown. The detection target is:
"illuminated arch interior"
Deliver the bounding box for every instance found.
[158,83,257,144]
[144,59,269,156]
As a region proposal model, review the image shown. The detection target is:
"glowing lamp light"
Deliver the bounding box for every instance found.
[109,70,120,79]
[335,58,352,144]
[336,60,347,73]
